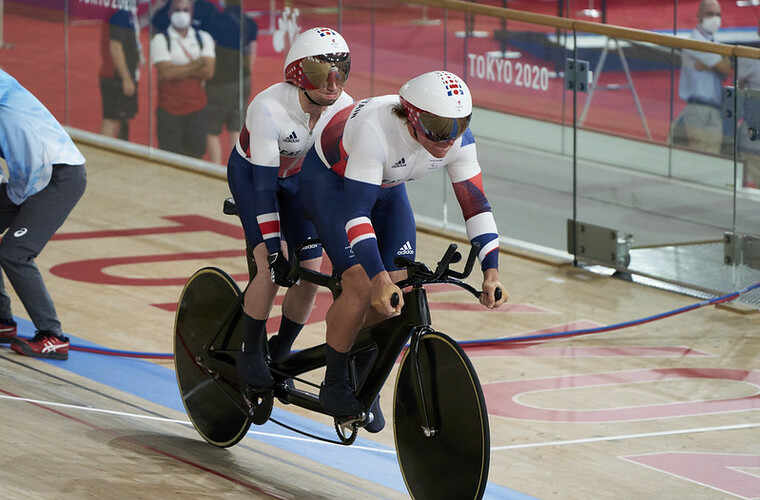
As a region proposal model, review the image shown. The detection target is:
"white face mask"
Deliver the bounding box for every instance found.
[170,11,191,30]
[701,15,721,35]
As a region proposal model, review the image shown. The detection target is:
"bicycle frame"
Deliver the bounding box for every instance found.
[198,239,481,423]
[268,286,432,415]
[263,240,481,420]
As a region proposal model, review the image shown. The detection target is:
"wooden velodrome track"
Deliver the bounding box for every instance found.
[0,143,759,499]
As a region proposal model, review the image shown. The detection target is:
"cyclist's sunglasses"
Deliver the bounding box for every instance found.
[300,53,350,88]
[417,111,471,142]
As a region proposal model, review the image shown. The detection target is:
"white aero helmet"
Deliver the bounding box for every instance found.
[284,27,350,90]
[399,71,472,142]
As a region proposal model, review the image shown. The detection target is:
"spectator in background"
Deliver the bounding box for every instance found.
[0,69,87,360]
[736,18,760,189]
[677,0,731,154]
[205,0,258,164]
[151,0,218,33]
[150,0,215,158]
[99,2,144,141]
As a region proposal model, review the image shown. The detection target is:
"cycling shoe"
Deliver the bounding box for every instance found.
[237,350,274,389]
[319,379,364,417]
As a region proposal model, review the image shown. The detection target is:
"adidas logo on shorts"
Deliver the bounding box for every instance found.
[397,241,414,256]
[283,131,299,143]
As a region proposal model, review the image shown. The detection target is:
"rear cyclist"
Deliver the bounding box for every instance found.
[300,70,509,420]
[227,27,353,404]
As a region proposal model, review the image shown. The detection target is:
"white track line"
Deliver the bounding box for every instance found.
[492,422,760,450]
[0,394,395,454]
[7,394,755,454]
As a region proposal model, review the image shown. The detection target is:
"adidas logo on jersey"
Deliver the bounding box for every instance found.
[390,157,407,169]
[397,241,414,256]
[283,131,299,143]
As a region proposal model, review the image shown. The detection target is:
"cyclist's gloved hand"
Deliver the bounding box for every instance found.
[267,251,296,287]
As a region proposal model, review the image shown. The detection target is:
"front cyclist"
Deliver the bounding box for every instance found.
[227,27,353,409]
[300,71,509,421]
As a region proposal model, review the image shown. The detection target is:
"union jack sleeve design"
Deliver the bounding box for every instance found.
[346,216,376,247]
[452,172,491,220]
[252,164,282,254]
[464,203,499,271]
[257,212,281,245]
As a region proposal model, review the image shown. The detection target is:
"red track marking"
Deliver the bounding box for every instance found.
[52,215,245,241]
[51,250,248,286]
[483,368,760,422]
[0,388,287,498]
[624,452,760,499]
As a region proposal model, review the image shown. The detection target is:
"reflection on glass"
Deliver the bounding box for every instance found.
[204,0,258,165]
[150,0,216,159]
[99,1,143,141]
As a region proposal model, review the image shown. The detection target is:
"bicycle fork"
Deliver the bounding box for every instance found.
[409,326,440,437]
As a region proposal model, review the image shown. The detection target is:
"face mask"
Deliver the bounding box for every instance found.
[170,11,191,30]
[701,15,721,35]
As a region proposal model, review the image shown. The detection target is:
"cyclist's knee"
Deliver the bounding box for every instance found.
[340,265,372,306]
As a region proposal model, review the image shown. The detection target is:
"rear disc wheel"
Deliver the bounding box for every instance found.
[174,267,251,447]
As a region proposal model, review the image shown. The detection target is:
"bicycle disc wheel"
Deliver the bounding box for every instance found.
[174,267,251,447]
[393,331,490,500]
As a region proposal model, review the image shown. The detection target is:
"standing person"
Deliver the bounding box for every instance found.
[299,71,508,423]
[677,0,731,154]
[150,0,215,158]
[151,0,218,33]
[736,18,760,188]
[225,27,369,423]
[0,69,87,360]
[205,0,258,164]
[99,1,143,140]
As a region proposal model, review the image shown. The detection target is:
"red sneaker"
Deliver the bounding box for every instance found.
[0,319,17,343]
[11,332,69,360]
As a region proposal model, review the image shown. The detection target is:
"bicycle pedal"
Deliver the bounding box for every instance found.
[334,411,366,427]
[241,384,273,425]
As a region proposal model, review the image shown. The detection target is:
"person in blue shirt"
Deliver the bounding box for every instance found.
[99,3,143,140]
[0,69,87,360]
[677,0,731,154]
[205,0,258,164]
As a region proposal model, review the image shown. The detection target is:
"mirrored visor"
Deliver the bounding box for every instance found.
[418,112,471,142]
[300,53,350,88]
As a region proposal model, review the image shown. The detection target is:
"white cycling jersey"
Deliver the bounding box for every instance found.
[314,94,499,269]
[237,82,354,177]
[315,95,481,187]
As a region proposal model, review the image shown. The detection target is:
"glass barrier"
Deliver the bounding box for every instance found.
[2,0,759,305]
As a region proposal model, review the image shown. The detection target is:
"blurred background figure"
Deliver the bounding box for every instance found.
[205,0,258,165]
[99,1,144,140]
[677,0,731,154]
[737,17,760,189]
[150,0,216,158]
[151,0,218,33]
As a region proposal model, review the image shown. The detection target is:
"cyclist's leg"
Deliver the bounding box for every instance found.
[352,184,414,431]
[300,148,368,416]
[363,183,416,328]
[269,174,322,360]
[227,149,278,388]
[321,264,370,416]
